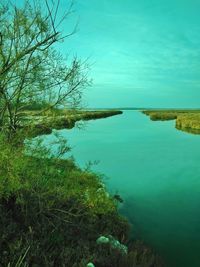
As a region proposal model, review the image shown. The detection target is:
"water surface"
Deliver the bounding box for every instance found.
[53,111,200,267]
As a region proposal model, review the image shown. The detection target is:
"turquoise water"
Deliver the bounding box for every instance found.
[53,111,200,267]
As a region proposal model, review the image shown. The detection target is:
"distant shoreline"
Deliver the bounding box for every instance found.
[86,107,200,111]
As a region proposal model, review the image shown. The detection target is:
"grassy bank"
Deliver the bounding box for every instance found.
[142,110,200,134]
[0,136,163,267]
[21,110,123,137]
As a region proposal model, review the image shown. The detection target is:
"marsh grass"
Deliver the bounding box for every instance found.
[142,110,200,134]
[21,110,123,137]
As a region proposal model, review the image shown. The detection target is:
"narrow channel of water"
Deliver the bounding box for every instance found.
[46,111,200,267]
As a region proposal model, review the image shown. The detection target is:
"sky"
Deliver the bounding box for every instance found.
[58,0,200,108]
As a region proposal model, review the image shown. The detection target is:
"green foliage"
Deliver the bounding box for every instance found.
[0,0,90,134]
[0,135,131,266]
[20,101,52,111]
[0,127,163,267]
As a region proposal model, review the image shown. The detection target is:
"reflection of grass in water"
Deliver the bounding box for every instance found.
[142,110,200,134]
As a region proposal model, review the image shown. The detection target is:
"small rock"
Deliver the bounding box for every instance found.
[96,236,110,244]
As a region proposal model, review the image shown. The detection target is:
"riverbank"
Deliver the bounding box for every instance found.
[22,109,123,136]
[0,134,163,267]
[142,110,200,134]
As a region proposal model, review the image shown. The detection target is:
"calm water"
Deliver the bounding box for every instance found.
[51,111,200,267]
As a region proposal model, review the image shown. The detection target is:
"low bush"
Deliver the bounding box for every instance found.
[0,135,130,266]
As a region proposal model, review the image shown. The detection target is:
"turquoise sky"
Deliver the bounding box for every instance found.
[59,1,200,108]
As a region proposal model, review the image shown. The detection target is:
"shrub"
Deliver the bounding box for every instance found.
[0,135,130,266]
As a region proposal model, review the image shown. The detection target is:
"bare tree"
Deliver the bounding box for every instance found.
[0,0,90,133]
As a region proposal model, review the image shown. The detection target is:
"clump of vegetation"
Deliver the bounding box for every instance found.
[176,114,200,134]
[142,110,178,121]
[0,134,163,267]
[0,134,126,266]
[142,110,200,134]
[22,109,123,137]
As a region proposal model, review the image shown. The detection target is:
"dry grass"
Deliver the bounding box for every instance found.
[22,110,123,136]
[142,110,200,134]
